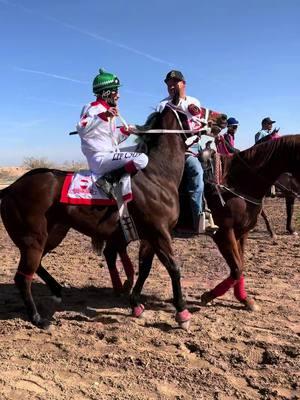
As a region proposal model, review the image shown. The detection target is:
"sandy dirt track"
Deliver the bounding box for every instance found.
[0,194,299,400]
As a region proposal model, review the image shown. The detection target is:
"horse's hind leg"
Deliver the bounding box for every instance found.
[286,197,297,235]
[201,230,257,311]
[15,245,49,329]
[119,250,135,294]
[103,241,123,295]
[36,224,70,301]
[261,208,277,239]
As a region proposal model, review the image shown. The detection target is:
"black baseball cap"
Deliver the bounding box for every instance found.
[164,70,185,83]
[262,117,276,125]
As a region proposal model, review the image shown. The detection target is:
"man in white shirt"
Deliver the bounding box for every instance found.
[255,117,276,144]
[76,69,148,195]
[156,70,206,234]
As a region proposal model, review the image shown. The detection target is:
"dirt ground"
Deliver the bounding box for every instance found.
[0,193,299,399]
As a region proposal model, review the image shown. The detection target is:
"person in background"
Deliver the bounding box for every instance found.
[255,117,280,144]
[255,117,281,197]
[215,117,239,155]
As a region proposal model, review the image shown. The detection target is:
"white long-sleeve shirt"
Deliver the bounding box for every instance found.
[156,95,206,131]
[76,99,129,157]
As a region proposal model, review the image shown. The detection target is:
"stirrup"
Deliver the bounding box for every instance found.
[200,212,219,234]
[95,178,113,197]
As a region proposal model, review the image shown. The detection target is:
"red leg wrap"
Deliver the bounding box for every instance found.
[15,270,34,280]
[233,276,247,301]
[211,276,235,298]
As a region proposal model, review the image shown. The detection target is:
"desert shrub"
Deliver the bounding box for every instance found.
[22,157,54,169]
[61,160,87,171]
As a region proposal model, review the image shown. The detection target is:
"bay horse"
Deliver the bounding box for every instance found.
[0,102,197,329]
[260,173,300,238]
[200,135,300,308]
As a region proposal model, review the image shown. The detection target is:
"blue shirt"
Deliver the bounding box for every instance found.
[255,129,271,144]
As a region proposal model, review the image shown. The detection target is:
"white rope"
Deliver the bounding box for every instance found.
[133,128,214,135]
[118,112,129,130]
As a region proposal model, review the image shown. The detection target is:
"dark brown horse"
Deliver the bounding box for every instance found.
[261,173,300,238]
[200,135,300,308]
[0,103,196,329]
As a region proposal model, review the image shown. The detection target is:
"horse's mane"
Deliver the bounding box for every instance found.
[135,112,162,153]
[135,109,189,154]
[227,135,300,183]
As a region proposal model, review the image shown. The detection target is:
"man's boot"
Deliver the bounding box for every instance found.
[95,166,128,196]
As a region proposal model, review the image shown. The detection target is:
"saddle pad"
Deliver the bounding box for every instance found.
[60,170,133,206]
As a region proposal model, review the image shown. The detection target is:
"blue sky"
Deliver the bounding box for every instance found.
[0,0,299,165]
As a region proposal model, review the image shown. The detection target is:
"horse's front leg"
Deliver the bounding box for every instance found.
[130,240,154,317]
[201,229,258,311]
[151,232,191,330]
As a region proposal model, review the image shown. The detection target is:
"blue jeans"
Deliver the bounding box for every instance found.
[184,155,204,216]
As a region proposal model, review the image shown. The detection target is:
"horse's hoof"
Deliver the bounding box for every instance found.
[200,291,214,306]
[175,309,192,331]
[132,304,145,318]
[243,298,260,312]
[292,231,298,236]
[123,279,134,294]
[32,314,51,330]
[179,319,191,331]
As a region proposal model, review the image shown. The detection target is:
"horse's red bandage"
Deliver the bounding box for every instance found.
[233,276,247,301]
[211,276,235,298]
[15,270,34,280]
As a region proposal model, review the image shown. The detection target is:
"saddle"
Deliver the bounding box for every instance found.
[60,170,138,244]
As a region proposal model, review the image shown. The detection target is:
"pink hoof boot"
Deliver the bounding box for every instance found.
[175,309,192,331]
[132,304,145,318]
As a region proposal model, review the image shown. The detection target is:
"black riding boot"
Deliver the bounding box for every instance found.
[95,166,130,196]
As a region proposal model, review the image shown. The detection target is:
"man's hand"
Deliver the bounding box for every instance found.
[107,107,119,118]
[120,124,136,135]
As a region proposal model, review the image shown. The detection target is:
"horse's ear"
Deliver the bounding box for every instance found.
[272,128,280,135]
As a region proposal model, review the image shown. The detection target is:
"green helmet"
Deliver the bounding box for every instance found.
[92,68,121,95]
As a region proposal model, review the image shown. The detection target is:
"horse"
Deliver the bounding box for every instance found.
[200,135,300,308]
[101,135,300,317]
[260,173,300,238]
[0,101,200,330]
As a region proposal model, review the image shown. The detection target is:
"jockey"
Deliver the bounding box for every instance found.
[215,117,239,155]
[255,117,280,144]
[76,68,148,196]
[156,70,207,234]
